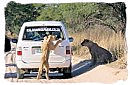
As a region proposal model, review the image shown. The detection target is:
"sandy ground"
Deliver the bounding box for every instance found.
[4,50,127,84]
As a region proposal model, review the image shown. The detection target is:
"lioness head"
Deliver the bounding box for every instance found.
[81,39,96,47]
[47,35,56,41]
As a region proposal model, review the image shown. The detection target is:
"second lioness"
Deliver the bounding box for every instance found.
[81,39,116,64]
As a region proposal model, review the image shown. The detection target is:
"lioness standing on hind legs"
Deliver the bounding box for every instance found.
[37,35,62,80]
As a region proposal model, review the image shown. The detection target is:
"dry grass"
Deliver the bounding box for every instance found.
[70,25,127,69]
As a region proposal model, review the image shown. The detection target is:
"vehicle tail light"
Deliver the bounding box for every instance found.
[17,47,22,56]
[17,51,22,55]
[66,46,71,54]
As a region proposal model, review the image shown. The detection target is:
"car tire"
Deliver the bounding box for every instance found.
[63,65,72,78]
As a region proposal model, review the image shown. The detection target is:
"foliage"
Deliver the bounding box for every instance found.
[5,1,40,35]
[36,3,99,32]
[5,1,126,37]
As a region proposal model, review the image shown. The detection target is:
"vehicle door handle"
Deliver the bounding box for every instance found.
[23,47,29,48]
[59,45,64,47]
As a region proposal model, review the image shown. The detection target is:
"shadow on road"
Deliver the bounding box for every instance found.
[72,59,99,77]
[5,63,65,79]
[5,60,99,79]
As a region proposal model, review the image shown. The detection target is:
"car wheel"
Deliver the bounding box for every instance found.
[63,65,72,78]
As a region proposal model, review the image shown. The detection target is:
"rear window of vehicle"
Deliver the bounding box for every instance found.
[22,26,64,41]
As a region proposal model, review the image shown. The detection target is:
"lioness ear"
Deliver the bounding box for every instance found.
[44,36,48,40]
[85,39,89,42]
[47,35,52,42]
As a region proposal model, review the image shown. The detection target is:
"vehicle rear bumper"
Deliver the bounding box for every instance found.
[16,58,71,69]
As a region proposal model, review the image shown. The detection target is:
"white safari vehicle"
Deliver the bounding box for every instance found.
[14,21,73,79]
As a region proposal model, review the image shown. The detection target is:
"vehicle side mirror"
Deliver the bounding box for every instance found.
[69,37,74,42]
[12,39,18,43]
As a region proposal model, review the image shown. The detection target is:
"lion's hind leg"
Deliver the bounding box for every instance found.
[44,63,50,80]
[37,60,44,80]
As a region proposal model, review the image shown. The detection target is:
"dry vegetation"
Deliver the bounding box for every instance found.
[70,25,127,69]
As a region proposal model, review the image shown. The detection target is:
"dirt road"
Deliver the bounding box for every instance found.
[4,51,127,84]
